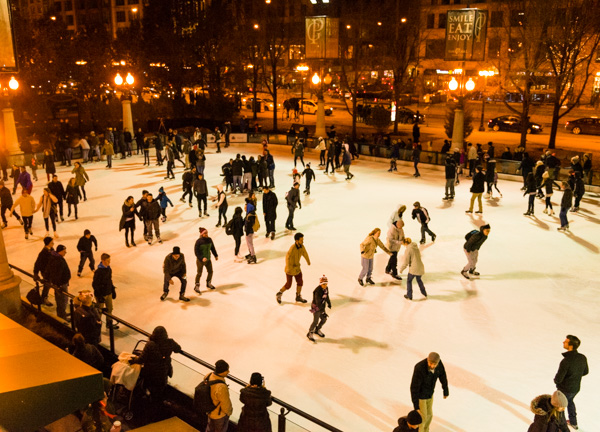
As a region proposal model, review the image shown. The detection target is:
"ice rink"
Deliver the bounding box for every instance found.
[5,143,599,432]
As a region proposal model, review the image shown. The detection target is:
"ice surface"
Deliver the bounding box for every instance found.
[4,144,599,432]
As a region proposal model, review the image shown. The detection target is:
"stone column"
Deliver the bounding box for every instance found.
[3,107,24,166]
[122,99,134,135]
[315,97,326,139]
[0,227,22,318]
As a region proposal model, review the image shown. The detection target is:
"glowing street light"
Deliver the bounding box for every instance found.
[449,77,458,91]
[8,77,18,90]
[254,23,259,29]
[125,72,134,85]
[296,65,309,72]
[114,73,123,86]
[311,73,320,85]
[401,17,407,23]
[465,78,475,92]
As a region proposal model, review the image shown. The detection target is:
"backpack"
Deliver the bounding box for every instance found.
[465,229,479,241]
[252,214,260,232]
[194,375,224,414]
[26,288,42,306]
[225,219,234,236]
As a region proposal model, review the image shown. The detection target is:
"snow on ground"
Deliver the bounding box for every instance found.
[5,143,600,432]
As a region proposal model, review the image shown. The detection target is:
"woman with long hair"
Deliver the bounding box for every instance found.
[358,228,391,286]
[65,177,80,219]
[527,391,569,432]
[72,161,90,201]
[35,187,59,238]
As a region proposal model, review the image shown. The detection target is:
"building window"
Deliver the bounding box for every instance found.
[438,13,447,29]
[425,40,445,59]
[115,0,124,5]
[490,11,503,27]
[65,0,72,11]
[66,14,74,25]
[488,37,501,58]
[510,10,525,26]
[508,38,523,56]
[116,10,126,22]
[441,0,450,4]
[54,2,62,11]
[427,14,435,29]
[128,0,138,4]
[430,0,437,4]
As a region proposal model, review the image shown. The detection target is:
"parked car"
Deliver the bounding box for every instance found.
[283,98,333,116]
[244,97,275,112]
[488,115,543,134]
[396,107,425,124]
[565,117,600,135]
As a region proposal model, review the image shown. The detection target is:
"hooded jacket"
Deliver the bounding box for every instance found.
[527,394,568,432]
[386,221,405,252]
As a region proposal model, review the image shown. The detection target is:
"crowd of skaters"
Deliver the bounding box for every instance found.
[6,122,594,431]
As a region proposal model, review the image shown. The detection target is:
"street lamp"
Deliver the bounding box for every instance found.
[448,72,475,150]
[311,73,320,85]
[8,77,18,91]
[2,76,21,163]
[114,72,135,134]
[478,70,495,131]
[297,65,309,123]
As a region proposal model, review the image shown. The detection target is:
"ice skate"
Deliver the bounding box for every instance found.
[295,295,307,303]
[307,332,316,342]
[276,292,282,304]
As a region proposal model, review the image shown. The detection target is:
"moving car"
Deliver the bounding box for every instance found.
[565,117,600,135]
[244,97,275,112]
[487,115,543,134]
[396,107,425,124]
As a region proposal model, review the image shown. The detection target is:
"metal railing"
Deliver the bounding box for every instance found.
[9,264,343,432]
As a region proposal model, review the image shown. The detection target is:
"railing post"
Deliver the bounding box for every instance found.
[69,298,75,331]
[278,408,287,432]
[35,281,42,313]
[109,320,115,354]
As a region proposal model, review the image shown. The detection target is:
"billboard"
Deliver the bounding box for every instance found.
[445,9,487,62]
[305,16,339,59]
[0,0,17,72]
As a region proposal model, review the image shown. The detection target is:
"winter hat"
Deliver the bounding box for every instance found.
[320,275,328,284]
[56,244,66,253]
[406,410,422,425]
[43,236,54,246]
[199,227,208,235]
[250,372,263,386]
[546,150,552,156]
[551,391,568,408]
[172,246,181,255]
[215,359,229,375]
[306,162,311,167]
[159,187,164,193]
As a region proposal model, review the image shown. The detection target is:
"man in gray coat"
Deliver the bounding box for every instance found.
[399,238,427,300]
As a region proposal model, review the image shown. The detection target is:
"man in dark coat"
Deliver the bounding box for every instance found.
[162,246,189,302]
[461,224,490,279]
[45,244,71,320]
[180,167,195,206]
[135,190,149,240]
[92,253,118,329]
[76,229,98,277]
[443,156,456,200]
[48,175,65,221]
[33,236,55,306]
[285,183,301,231]
[194,227,218,293]
[466,166,485,213]
[262,185,278,240]
[0,180,21,227]
[410,352,449,432]
[554,335,589,430]
[145,193,162,244]
[393,410,422,431]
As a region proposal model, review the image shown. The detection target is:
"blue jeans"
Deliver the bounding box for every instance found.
[559,208,569,227]
[562,391,578,426]
[407,274,427,299]
[358,257,373,280]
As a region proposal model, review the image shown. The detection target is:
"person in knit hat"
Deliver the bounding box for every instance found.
[393,410,422,431]
[527,390,568,432]
[307,275,331,342]
[161,246,189,302]
[205,359,233,432]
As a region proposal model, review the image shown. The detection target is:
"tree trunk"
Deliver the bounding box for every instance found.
[393,73,400,134]
[548,98,561,149]
[352,69,358,141]
[272,61,278,132]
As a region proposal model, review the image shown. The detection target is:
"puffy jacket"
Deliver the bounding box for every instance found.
[386,221,404,252]
[145,200,162,220]
[238,386,273,432]
[470,171,486,193]
[527,394,569,432]
[163,253,186,276]
[464,227,488,252]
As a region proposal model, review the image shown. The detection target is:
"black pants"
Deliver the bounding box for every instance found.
[156,149,163,164]
[43,215,57,232]
[305,178,312,192]
[385,251,398,276]
[527,194,535,213]
[143,150,150,165]
[22,216,33,234]
[319,150,326,165]
[196,194,207,214]
[265,216,276,234]
[309,310,327,333]
[182,187,193,203]
[68,203,78,218]
[56,200,64,218]
[234,235,242,255]
[218,205,227,225]
[80,185,87,200]
[166,161,174,178]
[124,225,135,244]
[1,204,20,224]
[286,206,295,228]
[294,155,305,167]
[78,251,95,273]
[325,159,335,173]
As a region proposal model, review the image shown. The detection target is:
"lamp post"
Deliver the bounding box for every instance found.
[297,65,309,124]
[3,76,23,165]
[449,73,475,150]
[114,72,135,134]
[313,70,332,139]
[478,70,495,131]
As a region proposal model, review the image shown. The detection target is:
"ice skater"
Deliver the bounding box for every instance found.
[398,238,427,300]
[161,246,189,302]
[443,155,456,200]
[76,229,97,277]
[285,183,301,231]
[119,196,138,247]
[358,228,391,286]
[276,232,311,304]
[144,193,162,244]
[212,184,228,227]
[411,202,436,244]
[302,163,315,195]
[540,172,555,215]
[557,181,572,232]
[342,147,354,180]
[35,187,59,238]
[157,186,173,222]
[307,275,331,342]
[0,180,22,228]
[193,173,209,217]
[244,199,258,264]
[410,352,449,432]
[262,185,278,240]
[180,167,195,207]
[554,335,588,430]
[466,166,485,214]
[385,219,404,280]
[461,224,490,279]
[10,188,35,239]
[523,172,537,216]
[65,177,80,220]
[194,227,218,293]
[72,162,89,201]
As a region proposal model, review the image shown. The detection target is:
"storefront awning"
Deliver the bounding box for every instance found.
[0,314,103,432]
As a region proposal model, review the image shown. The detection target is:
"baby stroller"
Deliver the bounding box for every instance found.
[109,340,145,420]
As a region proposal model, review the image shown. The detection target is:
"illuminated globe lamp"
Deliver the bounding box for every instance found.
[114,73,124,86]
[449,77,459,92]
[465,78,475,92]
[8,77,19,90]
[125,73,134,85]
[312,73,321,85]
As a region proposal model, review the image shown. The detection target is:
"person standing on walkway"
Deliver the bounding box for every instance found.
[461,224,490,279]
[262,185,278,240]
[76,229,98,277]
[72,161,89,201]
[554,335,589,431]
[45,244,71,321]
[412,202,436,245]
[466,166,485,214]
[358,228,391,286]
[558,181,573,232]
[161,246,189,302]
[10,188,36,239]
[385,219,404,281]
[205,360,233,432]
[237,372,273,432]
[410,352,449,432]
[276,232,310,304]
[398,238,427,301]
[306,275,331,342]
[194,227,218,294]
[285,183,301,230]
[92,253,118,330]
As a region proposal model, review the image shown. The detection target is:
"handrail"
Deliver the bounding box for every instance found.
[9,263,343,432]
